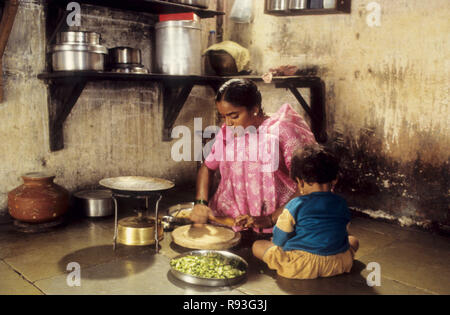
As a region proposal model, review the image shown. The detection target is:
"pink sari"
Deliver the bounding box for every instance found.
[204,104,316,232]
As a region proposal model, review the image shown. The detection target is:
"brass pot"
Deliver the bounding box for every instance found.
[117,214,163,246]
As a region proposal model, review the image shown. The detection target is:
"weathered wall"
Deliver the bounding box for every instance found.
[223,0,449,230]
[0,0,217,213]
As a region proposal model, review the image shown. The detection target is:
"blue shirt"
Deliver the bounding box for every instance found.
[272,192,351,256]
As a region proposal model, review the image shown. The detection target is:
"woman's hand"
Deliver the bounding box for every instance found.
[190,204,213,224]
[235,215,273,229]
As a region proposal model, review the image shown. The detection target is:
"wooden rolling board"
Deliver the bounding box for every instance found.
[171,224,241,250]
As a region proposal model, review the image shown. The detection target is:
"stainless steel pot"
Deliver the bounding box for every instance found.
[50,43,108,71]
[155,20,202,75]
[168,0,209,9]
[289,0,308,10]
[266,0,289,12]
[56,31,100,45]
[108,47,142,65]
[73,190,113,217]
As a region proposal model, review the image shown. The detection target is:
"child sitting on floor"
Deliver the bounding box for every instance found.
[252,144,359,279]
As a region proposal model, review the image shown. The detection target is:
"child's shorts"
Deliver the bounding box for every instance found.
[262,246,355,280]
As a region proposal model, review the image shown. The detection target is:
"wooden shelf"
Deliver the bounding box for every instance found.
[46,0,224,19]
[37,72,327,151]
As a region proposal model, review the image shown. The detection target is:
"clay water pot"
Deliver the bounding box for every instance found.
[8,173,69,223]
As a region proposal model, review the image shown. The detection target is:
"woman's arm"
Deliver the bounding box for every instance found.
[190,164,215,224]
[195,163,214,201]
[236,190,302,229]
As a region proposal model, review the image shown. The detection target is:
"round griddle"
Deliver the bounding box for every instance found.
[99,176,175,196]
[99,176,174,252]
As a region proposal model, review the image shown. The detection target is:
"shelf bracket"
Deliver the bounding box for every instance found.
[162,81,194,141]
[0,0,19,103]
[47,78,87,151]
[276,80,327,143]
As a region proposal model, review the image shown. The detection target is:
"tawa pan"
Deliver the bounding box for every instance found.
[99,176,174,196]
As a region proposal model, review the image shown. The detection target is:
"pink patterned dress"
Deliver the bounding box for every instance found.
[204,104,316,232]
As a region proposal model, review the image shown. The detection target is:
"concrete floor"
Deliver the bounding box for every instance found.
[0,187,449,295]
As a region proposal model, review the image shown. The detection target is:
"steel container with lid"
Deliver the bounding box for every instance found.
[266,0,289,12]
[73,189,113,217]
[50,31,108,71]
[155,20,202,75]
[289,0,308,10]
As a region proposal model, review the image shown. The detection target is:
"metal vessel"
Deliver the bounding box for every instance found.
[73,189,113,218]
[266,0,289,12]
[168,0,209,9]
[108,47,142,65]
[289,0,308,10]
[170,250,248,287]
[117,214,164,246]
[51,44,107,71]
[155,20,202,75]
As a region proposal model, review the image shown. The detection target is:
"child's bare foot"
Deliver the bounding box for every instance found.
[349,235,359,252]
[252,240,275,260]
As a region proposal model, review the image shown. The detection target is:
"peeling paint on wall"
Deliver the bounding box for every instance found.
[223,0,449,230]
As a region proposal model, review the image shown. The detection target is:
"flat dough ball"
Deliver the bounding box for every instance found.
[172,224,238,250]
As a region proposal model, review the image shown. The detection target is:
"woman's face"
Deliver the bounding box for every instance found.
[216,100,258,130]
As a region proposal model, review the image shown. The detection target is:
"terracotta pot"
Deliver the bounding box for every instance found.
[8,173,69,223]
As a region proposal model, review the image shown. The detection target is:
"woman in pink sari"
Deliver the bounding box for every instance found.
[190,79,316,232]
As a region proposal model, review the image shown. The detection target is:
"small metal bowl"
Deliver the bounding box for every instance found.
[168,202,194,218]
[163,202,194,231]
[73,189,113,218]
[170,250,248,287]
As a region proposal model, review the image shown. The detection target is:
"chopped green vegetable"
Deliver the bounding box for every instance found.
[170,253,245,279]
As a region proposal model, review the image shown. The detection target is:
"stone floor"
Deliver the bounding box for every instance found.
[0,187,449,295]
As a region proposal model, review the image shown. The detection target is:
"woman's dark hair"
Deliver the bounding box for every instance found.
[215,79,262,111]
[290,144,340,184]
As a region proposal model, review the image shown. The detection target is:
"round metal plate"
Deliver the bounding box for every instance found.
[99,176,175,194]
[169,250,248,287]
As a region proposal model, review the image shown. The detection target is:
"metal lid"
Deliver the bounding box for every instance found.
[155,20,202,30]
[56,31,101,45]
[73,189,112,200]
[50,43,108,54]
[99,176,175,192]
